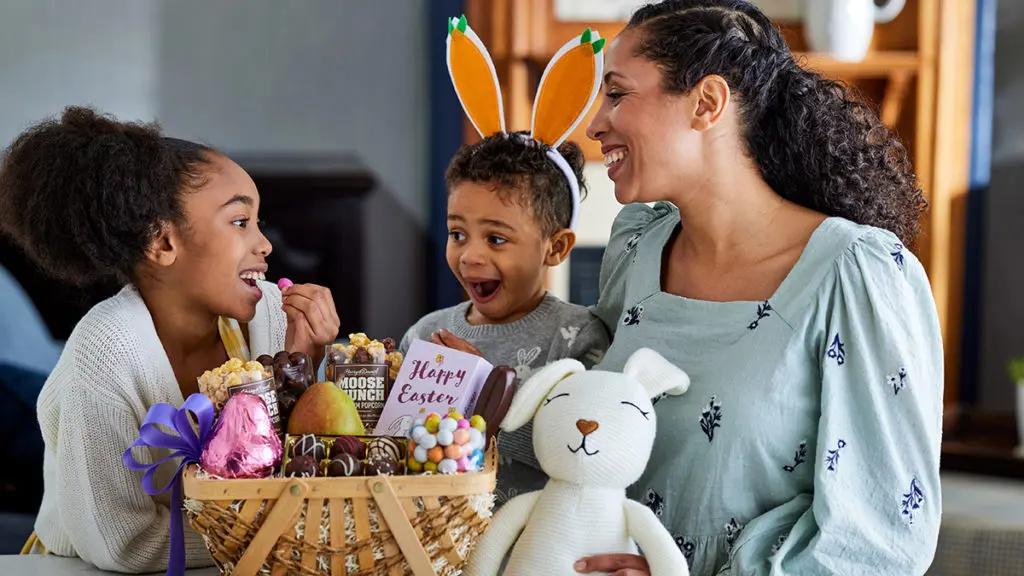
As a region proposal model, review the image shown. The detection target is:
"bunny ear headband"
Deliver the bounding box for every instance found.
[446,15,605,230]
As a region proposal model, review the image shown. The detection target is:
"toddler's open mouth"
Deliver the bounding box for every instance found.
[468,279,501,303]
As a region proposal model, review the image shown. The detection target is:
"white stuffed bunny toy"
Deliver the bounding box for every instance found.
[465,348,691,576]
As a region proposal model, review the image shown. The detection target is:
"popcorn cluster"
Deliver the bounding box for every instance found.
[198,358,272,408]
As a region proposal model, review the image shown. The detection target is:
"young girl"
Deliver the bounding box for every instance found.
[0,107,340,571]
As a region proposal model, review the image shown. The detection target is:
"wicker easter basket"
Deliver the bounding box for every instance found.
[181,444,498,576]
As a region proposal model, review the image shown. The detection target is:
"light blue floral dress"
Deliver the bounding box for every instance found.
[593,203,943,575]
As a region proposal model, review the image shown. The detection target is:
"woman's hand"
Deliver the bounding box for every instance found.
[574,554,650,576]
[430,329,483,357]
[282,283,340,368]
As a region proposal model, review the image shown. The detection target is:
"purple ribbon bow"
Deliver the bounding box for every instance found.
[123,393,214,576]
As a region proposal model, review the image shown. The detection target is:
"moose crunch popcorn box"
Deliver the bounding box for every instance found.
[372,339,492,437]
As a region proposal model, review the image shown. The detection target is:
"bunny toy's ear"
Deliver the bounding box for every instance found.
[499,359,585,433]
[447,15,506,138]
[623,348,690,399]
[529,28,605,148]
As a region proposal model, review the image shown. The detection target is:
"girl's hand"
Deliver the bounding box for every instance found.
[574,555,650,576]
[282,283,339,368]
[430,329,483,357]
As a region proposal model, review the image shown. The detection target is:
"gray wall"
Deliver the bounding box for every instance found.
[0,0,429,338]
[978,1,1024,411]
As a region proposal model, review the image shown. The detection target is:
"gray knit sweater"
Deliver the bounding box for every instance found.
[399,292,609,504]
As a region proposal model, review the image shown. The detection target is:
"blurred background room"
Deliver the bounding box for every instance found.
[0,0,1022,573]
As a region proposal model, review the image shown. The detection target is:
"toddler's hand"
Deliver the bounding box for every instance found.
[282,283,340,368]
[431,329,483,357]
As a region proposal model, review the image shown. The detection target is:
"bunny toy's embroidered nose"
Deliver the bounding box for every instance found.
[576,419,599,436]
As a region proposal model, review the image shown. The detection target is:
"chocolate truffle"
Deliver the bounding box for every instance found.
[365,453,398,476]
[277,388,301,420]
[285,455,318,478]
[292,434,326,461]
[382,337,398,352]
[367,437,403,463]
[281,352,312,391]
[256,354,274,369]
[288,351,308,368]
[331,435,366,459]
[351,347,373,364]
[325,453,363,477]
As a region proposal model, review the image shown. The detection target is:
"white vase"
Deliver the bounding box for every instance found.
[803,0,906,62]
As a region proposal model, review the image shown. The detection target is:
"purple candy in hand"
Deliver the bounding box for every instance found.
[277,278,293,291]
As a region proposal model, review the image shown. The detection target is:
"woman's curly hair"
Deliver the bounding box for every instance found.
[0,106,214,286]
[629,0,926,246]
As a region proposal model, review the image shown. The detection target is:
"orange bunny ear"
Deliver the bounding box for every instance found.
[447,15,506,138]
[530,28,605,147]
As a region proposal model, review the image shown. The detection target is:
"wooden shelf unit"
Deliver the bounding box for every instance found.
[466,0,976,411]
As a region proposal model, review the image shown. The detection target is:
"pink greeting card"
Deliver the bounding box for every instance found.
[372,339,492,436]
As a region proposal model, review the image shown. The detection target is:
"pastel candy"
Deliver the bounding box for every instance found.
[468,428,485,451]
[408,458,423,473]
[424,461,438,473]
[453,429,470,446]
[438,458,458,474]
[410,425,429,442]
[428,446,444,463]
[424,414,441,433]
[413,445,428,463]
[437,429,454,447]
[418,433,438,449]
[470,415,487,433]
[438,418,458,433]
[443,444,462,460]
[469,448,484,470]
[457,456,471,472]
[277,278,293,290]
[457,419,471,430]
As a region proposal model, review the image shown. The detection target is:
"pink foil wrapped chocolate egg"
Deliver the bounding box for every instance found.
[200,392,282,478]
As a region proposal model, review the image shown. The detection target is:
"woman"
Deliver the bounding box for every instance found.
[574,1,943,575]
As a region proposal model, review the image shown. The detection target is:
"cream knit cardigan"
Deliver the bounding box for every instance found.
[34,281,286,572]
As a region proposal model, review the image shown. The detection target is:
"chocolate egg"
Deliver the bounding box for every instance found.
[199,392,282,479]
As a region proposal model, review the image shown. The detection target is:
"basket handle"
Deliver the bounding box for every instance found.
[234,478,310,576]
[368,476,437,576]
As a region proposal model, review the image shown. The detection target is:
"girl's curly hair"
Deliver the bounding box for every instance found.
[628,0,926,246]
[0,106,213,286]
